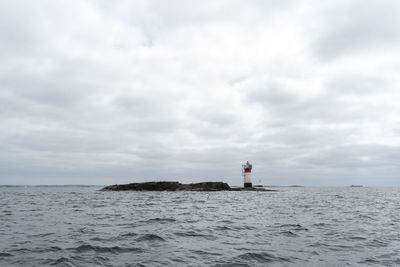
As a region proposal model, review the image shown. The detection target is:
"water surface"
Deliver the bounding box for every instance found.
[1,186,400,266]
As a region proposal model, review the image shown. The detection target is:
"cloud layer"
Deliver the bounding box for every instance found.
[1,0,399,185]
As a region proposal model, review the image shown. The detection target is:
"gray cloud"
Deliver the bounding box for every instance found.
[0,0,399,186]
[312,0,400,60]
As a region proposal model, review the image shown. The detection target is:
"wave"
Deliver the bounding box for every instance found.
[50,257,77,266]
[28,232,55,238]
[120,232,138,237]
[279,223,309,231]
[190,250,223,256]
[124,264,147,267]
[214,225,233,231]
[359,258,380,265]
[366,238,390,248]
[212,263,251,267]
[135,234,166,242]
[1,210,12,215]
[237,252,292,263]
[3,187,400,266]
[90,236,121,242]
[8,246,62,253]
[141,217,176,223]
[279,230,299,237]
[67,245,142,254]
[93,256,110,265]
[347,236,367,241]
[174,231,216,240]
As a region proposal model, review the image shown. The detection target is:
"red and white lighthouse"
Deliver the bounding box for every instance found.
[242,161,253,188]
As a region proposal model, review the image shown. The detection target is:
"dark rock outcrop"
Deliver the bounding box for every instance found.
[180,182,231,191]
[100,181,231,192]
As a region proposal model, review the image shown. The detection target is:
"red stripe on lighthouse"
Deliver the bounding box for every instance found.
[244,168,251,173]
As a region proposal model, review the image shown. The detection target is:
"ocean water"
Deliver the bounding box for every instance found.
[1,186,400,266]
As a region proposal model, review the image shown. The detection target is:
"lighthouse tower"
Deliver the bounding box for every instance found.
[242,161,253,188]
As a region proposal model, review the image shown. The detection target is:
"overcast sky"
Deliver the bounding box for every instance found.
[1,0,399,186]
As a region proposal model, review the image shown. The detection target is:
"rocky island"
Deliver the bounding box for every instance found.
[100,181,275,192]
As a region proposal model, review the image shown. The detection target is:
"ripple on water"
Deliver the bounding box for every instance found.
[174,231,216,240]
[236,252,293,264]
[120,232,138,237]
[2,187,400,266]
[28,232,55,238]
[125,263,147,267]
[8,246,62,254]
[366,238,390,247]
[135,234,166,242]
[142,217,176,223]
[214,225,233,231]
[49,257,76,266]
[279,223,309,231]
[1,210,12,215]
[190,250,223,256]
[67,245,143,254]
[90,236,122,242]
[279,230,299,237]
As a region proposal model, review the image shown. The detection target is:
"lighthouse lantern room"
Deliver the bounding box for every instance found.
[242,161,253,188]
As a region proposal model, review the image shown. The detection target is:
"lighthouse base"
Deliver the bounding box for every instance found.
[244,183,252,188]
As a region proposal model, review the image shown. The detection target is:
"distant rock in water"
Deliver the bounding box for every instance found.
[100,181,277,192]
[100,181,231,192]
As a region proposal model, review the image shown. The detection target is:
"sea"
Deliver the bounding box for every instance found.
[1,186,400,266]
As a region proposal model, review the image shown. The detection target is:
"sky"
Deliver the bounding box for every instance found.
[0,0,399,186]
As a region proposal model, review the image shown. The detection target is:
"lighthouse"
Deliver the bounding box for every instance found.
[242,161,253,188]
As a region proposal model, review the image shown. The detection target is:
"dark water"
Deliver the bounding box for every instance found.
[1,187,400,266]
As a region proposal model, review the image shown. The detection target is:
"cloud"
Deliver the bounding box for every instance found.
[312,0,400,61]
[0,0,399,185]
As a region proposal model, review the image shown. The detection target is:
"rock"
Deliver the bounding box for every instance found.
[100,181,231,192]
[100,181,277,192]
[179,182,231,191]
